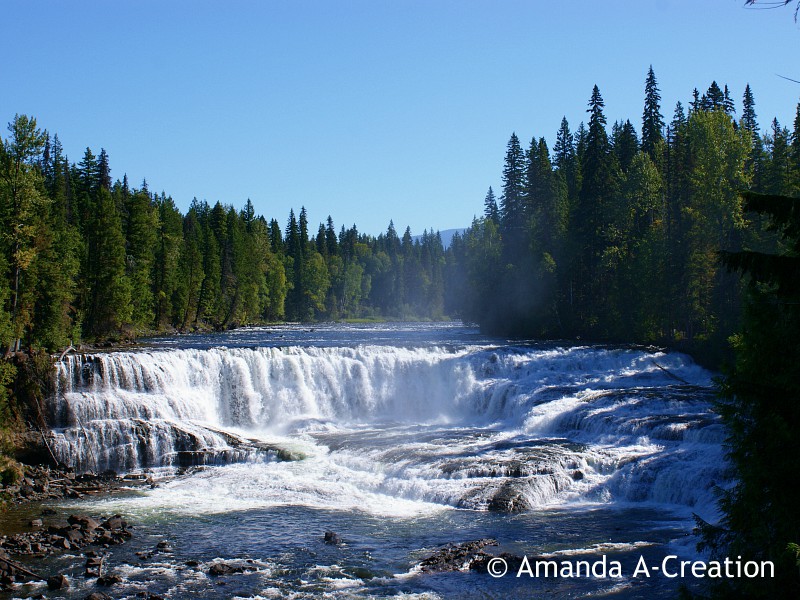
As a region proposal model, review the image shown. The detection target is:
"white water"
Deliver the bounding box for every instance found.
[48,341,727,519]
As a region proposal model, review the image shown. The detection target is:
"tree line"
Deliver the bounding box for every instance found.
[445,68,800,364]
[0,119,449,353]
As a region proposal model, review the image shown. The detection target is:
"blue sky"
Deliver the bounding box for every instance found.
[2,1,798,235]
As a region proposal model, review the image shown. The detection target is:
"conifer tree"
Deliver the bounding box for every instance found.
[483,186,499,222]
[499,133,526,235]
[641,66,664,159]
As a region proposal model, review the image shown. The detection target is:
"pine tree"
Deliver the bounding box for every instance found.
[483,186,498,222]
[573,85,620,332]
[641,65,664,159]
[499,133,526,231]
[97,148,111,191]
[325,216,338,256]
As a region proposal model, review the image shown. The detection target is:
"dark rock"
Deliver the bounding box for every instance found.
[324,531,341,545]
[208,562,244,576]
[418,539,499,573]
[572,470,585,481]
[101,515,127,530]
[487,483,530,513]
[85,556,104,577]
[41,508,57,516]
[65,529,86,544]
[86,593,113,600]
[47,574,69,590]
[185,560,199,567]
[97,573,122,586]
[30,519,43,528]
[156,540,173,552]
[69,515,101,531]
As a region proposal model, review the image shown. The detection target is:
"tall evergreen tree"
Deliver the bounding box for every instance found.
[483,186,498,222]
[499,133,526,234]
[641,65,664,159]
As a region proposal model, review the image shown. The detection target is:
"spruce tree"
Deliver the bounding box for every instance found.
[499,133,525,229]
[641,65,664,159]
[483,186,498,222]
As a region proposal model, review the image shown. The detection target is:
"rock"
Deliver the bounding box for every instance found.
[324,531,341,545]
[156,540,173,552]
[69,515,101,531]
[85,593,113,600]
[101,515,127,530]
[185,560,199,567]
[208,562,244,576]
[47,574,69,590]
[572,470,585,481]
[487,483,530,513]
[418,539,499,573]
[30,519,43,528]
[85,556,104,577]
[97,573,122,586]
[65,529,86,544]
[41,508,57,516]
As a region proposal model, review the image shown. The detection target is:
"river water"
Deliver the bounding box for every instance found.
[17,323,728,598]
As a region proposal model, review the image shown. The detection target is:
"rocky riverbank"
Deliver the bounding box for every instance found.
[0,464,154,597]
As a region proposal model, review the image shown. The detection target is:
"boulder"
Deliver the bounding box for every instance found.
[47,574,69,590]
[208,562,244,576]
[324,531,341,545]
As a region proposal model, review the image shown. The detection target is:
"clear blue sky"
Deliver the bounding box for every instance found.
[2,1,798,236]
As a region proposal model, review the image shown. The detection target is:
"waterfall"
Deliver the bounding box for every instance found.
[47,343,726,514]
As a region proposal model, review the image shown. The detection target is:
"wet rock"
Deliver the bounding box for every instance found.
[324,531,342,545]
[97,573,122,586]
[41,508,57,516]
[185,559,199,567]
[208,562,244,576]
[85,556,104,577]
[29,519,43,528]
[47,573,69,590]
[65,529,86,544]
[101,515,127,530]
[69,515,101,531]
[86,593,113,600]
[487,483,530,513]
[572,470,585,481]
[156,540,173,552]
[418,539,499,573]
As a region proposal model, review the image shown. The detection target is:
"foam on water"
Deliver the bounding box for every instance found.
[47,335,726,518]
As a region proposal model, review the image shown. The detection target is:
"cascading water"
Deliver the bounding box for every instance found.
[47,335,727,519]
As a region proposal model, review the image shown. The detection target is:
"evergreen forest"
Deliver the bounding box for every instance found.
[2,67,800,596]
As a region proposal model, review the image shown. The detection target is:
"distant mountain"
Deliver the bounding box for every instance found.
[413,228,466,249]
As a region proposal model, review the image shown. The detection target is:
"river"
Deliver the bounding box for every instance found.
[17,323,728,598]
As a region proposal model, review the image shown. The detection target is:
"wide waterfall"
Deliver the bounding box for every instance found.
[47,335,727,518]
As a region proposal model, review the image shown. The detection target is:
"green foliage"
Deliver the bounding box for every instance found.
[709,191,800,597]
